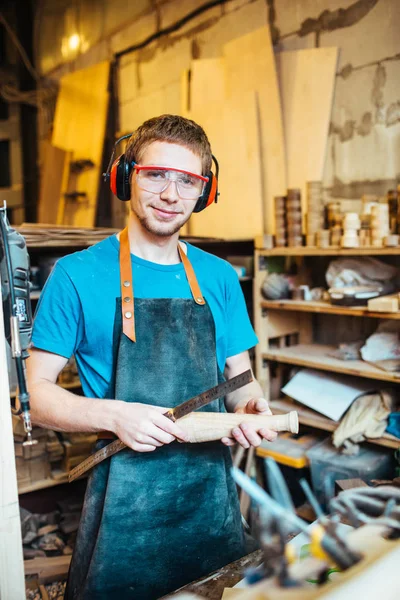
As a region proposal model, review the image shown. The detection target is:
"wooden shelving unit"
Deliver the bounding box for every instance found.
[268,397,399,450]
[255,238,400,257]
[261,299,400,320]
[253,245,400,451]
[263,344,400,383]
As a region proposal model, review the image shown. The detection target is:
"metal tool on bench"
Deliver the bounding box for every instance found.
[0,202,35,446]
[233,464,361,578]
[69,369,254,482]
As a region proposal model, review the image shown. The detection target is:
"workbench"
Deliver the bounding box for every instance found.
[164,550,263,599]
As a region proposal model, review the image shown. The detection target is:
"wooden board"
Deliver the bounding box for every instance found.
[276,47,339,218]
[189,58,226,115]
[188,90,264,239]
[38,142,71,224]
[263,343,400,383]
[52,61,110,227]
[261,299,400,320]
[24,555,72,584]
[0,273,25,599]
[223,27,287,235]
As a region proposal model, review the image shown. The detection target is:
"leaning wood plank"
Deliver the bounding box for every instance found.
[276,47,339,220]
[189,58,226,115]
[223,27,287,235]
[52,61,110,227]
[189,91,263,239]
[24,555,72,584]
[38,143,71,225]
[0,272,25,599]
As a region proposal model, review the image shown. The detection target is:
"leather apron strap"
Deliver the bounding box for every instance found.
[119,228,205,342]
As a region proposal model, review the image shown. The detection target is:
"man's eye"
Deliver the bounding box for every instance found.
[178,175,196,186]
[146,170,166,180]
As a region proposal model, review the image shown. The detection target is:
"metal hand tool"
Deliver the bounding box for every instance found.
[69,369,253,482]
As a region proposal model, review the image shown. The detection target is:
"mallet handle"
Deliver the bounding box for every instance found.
[178,411,298,443]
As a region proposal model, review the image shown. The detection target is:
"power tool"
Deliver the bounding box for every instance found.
[0,201,35,445]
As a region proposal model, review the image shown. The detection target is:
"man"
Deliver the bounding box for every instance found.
[27,114,276,600]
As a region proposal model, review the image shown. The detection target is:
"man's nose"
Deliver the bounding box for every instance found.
[160,179,179,201]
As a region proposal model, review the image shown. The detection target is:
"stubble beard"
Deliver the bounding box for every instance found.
[134,206,190,238]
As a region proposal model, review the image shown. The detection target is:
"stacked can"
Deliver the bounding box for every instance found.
[274,196,287,247]
[286,189,303,247]
[316,229,331,248]
[341,212,360,248]
[359,213,372,247]
[305,181,324,247]
[387,189,398,234]
[326,202,342,246]
[370,203,389,247]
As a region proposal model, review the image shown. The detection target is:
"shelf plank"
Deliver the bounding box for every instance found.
[268,397,399,450]
[263,344,400,383]
[261,299,400,320]
[255,242,400,256]
[18,473,68,495]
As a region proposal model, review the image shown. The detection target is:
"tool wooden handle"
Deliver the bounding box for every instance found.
[178,411,298,443]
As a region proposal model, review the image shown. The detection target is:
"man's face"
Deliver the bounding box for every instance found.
[130,141,203,237]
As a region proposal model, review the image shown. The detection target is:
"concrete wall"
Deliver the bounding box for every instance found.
[37,0,400,206]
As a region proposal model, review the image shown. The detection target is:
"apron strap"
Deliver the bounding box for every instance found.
[119,229,205,342]
[178,242,205,306]
[120,228,136,342]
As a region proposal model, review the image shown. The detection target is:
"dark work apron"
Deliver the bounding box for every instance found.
[65,228,246,600]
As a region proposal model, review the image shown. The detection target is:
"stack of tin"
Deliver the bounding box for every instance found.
[305,181,324,247]
[286,189,303,247]
[387,189,398,234]
[274,196,287,247]
[341,212,361,247]
[370,203,390,247]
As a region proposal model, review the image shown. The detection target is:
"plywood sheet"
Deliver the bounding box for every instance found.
[276,47,339,216]
[189,58,226,114]
[223,27,286,235]
[52,61,110,227]
[38,143,71,224]
[188,90,263,240]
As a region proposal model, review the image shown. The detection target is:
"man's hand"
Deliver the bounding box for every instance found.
[114,402,188,452]
[221,397,278,449]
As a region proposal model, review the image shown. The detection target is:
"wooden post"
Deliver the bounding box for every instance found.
[0,271,25,599]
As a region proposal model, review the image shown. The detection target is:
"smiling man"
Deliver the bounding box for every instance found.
[27,115,276,600]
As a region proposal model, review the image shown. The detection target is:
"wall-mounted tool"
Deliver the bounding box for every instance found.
[0,202,35,445]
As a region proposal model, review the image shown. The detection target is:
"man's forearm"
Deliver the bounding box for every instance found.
[29,380,122,433]
[224,379,265,413]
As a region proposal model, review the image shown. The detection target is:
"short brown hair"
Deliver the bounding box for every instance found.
[125,114,212,175]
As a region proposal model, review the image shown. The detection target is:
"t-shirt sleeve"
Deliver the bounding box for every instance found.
[32,262,83,359]
[224,263,258,358]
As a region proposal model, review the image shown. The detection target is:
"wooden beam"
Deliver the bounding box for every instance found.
[0,271,25,599]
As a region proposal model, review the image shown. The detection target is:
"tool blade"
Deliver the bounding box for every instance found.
[165,368,253,421]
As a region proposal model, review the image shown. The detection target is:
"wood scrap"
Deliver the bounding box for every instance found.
[277,47,339,222]
[51,61,110,227]
[368,294,399,312]
[24,555,72,584]
[38,143,71,225]
[223,27,286,235]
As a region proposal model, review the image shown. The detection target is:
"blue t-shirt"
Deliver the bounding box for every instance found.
[32,235,258,399]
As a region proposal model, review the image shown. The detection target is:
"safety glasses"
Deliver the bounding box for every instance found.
[134,165,208,200]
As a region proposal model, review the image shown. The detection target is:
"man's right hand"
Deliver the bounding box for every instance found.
[113,402,189,452]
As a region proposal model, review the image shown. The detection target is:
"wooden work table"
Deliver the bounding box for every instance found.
[163,550,263,599]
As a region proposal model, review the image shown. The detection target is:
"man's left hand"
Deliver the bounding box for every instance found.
[221,397,278,449]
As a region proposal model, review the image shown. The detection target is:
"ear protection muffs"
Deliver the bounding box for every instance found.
[104,134,219,212]
[192,155,219,213]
